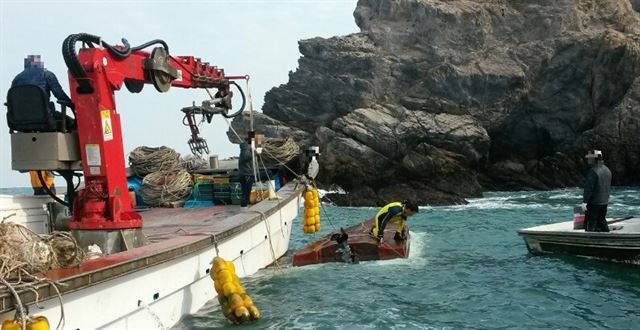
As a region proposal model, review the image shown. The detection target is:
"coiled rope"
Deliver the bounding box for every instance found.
[129,146,181,177]
[141,169,193,206]
[0,219,83,330]
[261,138,300,167]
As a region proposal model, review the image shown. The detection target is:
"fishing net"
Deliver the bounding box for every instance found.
[0,222,85,279]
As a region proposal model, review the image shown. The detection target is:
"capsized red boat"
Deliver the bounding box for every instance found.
[292,218,410,266]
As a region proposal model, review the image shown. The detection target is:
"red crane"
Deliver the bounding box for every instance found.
[63,33,246,230]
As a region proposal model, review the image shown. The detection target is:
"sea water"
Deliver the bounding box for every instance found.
[177,187,640,329]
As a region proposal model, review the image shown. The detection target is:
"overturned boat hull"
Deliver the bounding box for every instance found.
[292,218,409,266]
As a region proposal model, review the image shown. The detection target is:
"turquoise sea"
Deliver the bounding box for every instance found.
[177,187,640,329]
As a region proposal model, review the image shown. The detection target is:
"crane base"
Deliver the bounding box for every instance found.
[71,229,147,255]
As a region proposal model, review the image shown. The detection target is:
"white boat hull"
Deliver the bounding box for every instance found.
[0,192,299,329]
[518,217,640,264]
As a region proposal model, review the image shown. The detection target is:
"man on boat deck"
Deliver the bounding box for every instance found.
[238,140,254,207]
[11,54,75,128]
[582,150,612,232]
[238,132,264,207]
[370,200,419,243]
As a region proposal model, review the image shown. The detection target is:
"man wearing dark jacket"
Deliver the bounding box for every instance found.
[11,54,74,127]
[582,150,612,232]
[238,141,253,207]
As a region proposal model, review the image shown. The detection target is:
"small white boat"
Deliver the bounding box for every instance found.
[518,216,640,264]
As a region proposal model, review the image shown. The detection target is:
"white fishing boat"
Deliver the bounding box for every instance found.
[518,216,640,264]
[0,183,302,329]
[1,32,307,329]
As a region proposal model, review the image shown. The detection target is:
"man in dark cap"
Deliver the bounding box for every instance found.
[582,150,612,232]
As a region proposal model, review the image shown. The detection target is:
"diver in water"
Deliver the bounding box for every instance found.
[370,200,419,243]
[331,228,358,264]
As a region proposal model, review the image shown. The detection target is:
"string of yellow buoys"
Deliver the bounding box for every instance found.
[303,187,320,234]
[210,257,260,324]
[2,316,49,330]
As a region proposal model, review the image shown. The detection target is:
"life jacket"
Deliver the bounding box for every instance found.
[372,201,407,236]
[375,202,404,222]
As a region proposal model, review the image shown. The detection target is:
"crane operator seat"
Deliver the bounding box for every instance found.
[5,85,75,133]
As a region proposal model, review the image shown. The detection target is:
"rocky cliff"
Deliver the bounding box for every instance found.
[230,0,640,206]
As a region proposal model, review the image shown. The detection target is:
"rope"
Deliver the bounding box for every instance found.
[129,146,181,177]
[261,138,300,167]
[48,280,65,330]
[141,169,193,206]
[222,115,303,180]
[1,278,26,330]
[249,210,283,273]
[212,234,220,257]
[0,222,78,330]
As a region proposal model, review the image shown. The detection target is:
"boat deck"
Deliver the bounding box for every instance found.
[0,182,303,314]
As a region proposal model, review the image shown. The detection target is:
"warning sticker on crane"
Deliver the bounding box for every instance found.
[101,110,113,141]
[86,144,101,166]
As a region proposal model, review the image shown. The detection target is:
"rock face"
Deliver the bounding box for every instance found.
[231,0,640,206]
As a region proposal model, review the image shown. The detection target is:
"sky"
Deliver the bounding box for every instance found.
[0,0,359,188]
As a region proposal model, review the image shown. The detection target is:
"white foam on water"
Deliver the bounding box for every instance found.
[317,186,346,198]
[360,230,430,268]
[439,199,566,211]
[547,192,580,199]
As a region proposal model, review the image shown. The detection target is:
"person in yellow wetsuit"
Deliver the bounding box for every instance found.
[29,170,55,195]
[370,200,419,243]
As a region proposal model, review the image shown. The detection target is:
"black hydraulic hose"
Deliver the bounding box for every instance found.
[37,171,69,207]
[62,33,101,93]
[130,39,170,53]
[222,81,246,118]
[62,33,170,93]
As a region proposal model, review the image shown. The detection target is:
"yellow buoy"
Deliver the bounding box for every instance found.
[226,261,236,274]
[248,305,261,320]
[241,294,253,307]
[236,284,246,295]
[223,282,237,297]
[29,316,50,330]
[304,190,314,200]
[222,303,233,317]
[210,255,259,324]
[302,187,321,234]
[234,306,250,323]
[212,257,227,272]
[229,293,244,310]
[214,280,224,295]
[1,320,20,330]
[217,269,233,284]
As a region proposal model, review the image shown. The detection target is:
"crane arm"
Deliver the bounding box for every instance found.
[62,33,246,230]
